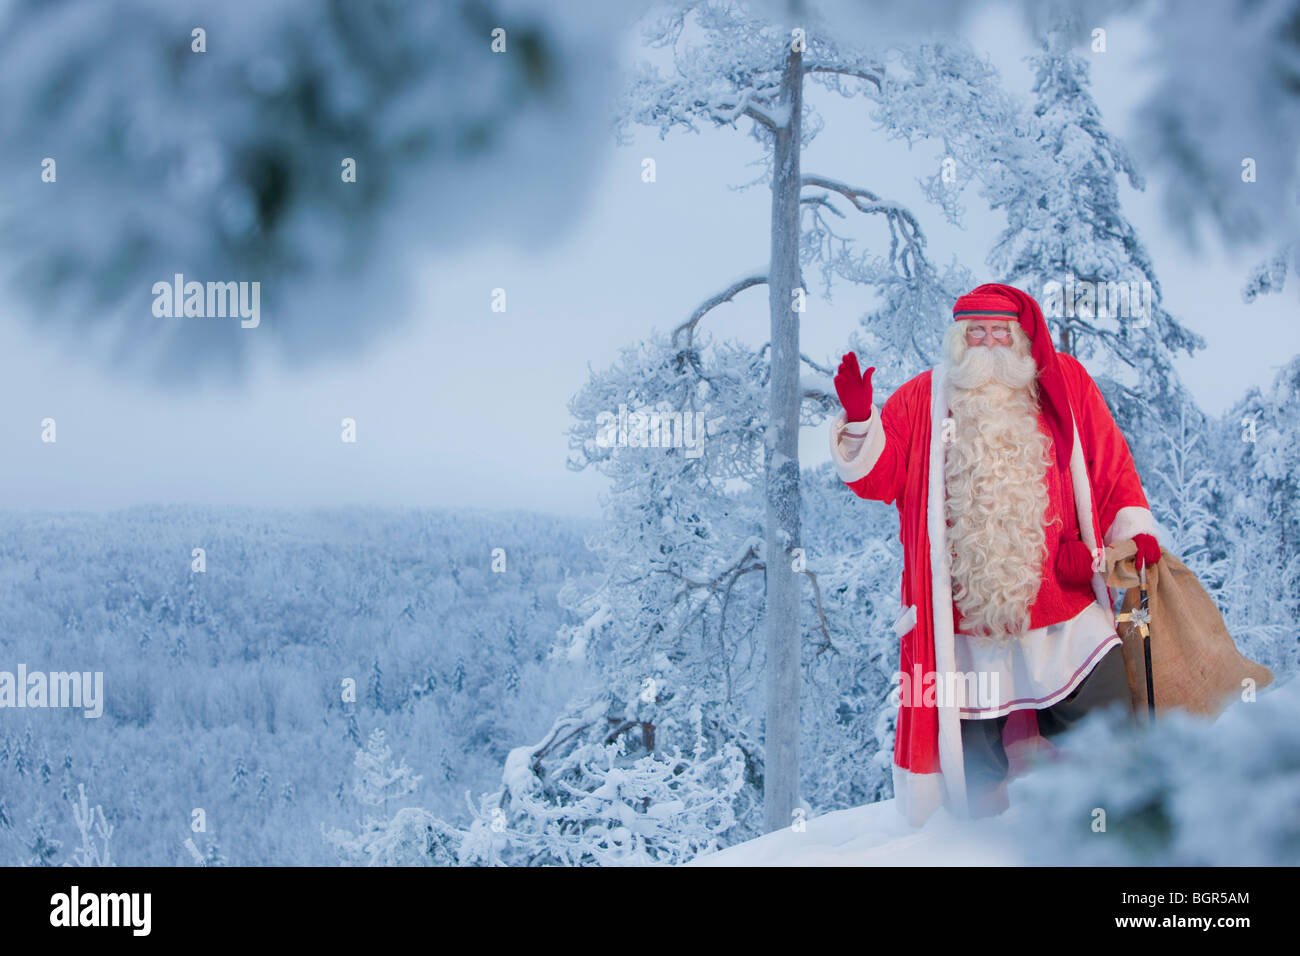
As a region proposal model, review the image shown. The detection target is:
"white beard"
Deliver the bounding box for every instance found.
[943,340,1050,641]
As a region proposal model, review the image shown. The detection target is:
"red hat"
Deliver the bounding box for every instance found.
[952,283,1072,474]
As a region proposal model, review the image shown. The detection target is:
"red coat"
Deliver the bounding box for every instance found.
[830,353,1159,825]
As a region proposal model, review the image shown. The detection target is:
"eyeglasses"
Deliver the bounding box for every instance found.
[965,327,1013,342]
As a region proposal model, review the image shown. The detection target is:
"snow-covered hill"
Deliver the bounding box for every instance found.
[686,798,1027,866]
[690,678,1300,867]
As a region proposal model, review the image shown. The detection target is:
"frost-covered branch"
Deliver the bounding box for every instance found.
[801,175,924,241]
[64,784,113,867]
[802,570,835,657]
[1243,242,1297,303]
[803,65,883,91]
[800,194,845,218]
[672,273,768,348]
[615,2,790,145]
[662,541,763,605]
[801,173,929,285]
[799,352,833,377]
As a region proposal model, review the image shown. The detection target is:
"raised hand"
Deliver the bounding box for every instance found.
[833,351,876,423]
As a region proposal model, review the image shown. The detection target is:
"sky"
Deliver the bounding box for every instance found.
[0,1,1293,518]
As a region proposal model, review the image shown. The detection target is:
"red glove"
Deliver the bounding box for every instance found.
[1133,533,1160,571]
[833,352,875,423]
[1055,538,1095,587]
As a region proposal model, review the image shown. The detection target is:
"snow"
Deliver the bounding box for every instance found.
[502,744,541,799]
[560,602,613,664]
[686,798,1026,866]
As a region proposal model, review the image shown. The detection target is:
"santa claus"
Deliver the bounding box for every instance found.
[829,283,1164,825]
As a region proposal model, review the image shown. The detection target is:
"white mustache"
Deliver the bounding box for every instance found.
[948,343,1037,391]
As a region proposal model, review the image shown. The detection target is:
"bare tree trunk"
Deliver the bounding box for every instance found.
[763,37,803,834]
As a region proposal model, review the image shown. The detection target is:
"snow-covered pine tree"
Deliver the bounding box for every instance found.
[456,710,748,866]
[321,729,460,866]
[26,803,62,866]
[1206,356,1300,675]
[1148,404,1219,579]
[983,27,1203,468]
[350,728,419,814]
[563,333,774,843]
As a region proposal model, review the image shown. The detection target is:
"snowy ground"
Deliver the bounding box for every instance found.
[690,677,1300,867]
[687,799,1028,866]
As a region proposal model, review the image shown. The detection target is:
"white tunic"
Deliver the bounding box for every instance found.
[953,601,1120,718]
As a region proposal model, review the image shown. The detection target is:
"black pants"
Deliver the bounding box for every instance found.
[959,645,1134,817]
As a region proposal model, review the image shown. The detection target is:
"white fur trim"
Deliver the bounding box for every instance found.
[1104,505,1160,547]
[1067,420,1112,611]
[893,763,945,828]
[828,407,886,483]
[926,366,969,818]
[892,604,917,639]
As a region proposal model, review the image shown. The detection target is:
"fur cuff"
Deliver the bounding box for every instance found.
[829,407,885,483]
[1104,506,1163,547]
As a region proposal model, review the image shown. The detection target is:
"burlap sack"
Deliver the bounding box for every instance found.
[1103,540,1274,717]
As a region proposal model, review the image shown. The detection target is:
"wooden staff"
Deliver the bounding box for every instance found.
[1116,563,1154,723]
